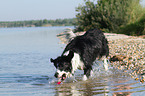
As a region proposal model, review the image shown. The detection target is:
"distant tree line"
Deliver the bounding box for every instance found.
[0,18,76,28]
[75,0,145,36]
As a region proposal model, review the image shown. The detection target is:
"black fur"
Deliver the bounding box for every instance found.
[62,29,109,77]
[50,51,74,79]
[50,52,73,71]
[51,29,109,80]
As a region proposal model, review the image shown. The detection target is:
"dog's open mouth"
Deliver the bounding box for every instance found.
[58,74,67,82]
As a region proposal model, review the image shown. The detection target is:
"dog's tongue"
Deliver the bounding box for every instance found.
[57,75,67,84]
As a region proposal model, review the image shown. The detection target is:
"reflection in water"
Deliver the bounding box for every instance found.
[54,68,145,96]
[54,71,131,96]
[55,80,109,96]
[112,85,131,96]
[112,79,133,96]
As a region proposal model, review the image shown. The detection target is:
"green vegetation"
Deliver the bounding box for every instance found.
[75,0,145,36]
[0,18,76,28]
[119,14,145,36]
[1,0,145,36]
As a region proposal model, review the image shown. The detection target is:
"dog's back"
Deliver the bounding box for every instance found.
[51,29,109,82]
[62,29,109,65]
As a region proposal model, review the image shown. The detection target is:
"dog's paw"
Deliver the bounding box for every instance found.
[104,63,108,71]
[82,75,88,81]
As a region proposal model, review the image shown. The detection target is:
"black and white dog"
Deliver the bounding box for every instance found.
[50,29,109,82]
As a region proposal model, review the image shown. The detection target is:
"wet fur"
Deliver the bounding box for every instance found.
[51,29,109,81]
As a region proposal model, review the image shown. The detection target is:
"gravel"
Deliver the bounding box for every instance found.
[57,28,145,83]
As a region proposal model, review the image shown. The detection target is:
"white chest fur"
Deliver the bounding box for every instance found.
[71,52,84,73]
[63,51,84,73]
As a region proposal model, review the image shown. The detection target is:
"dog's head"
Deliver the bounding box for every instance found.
[50,51,74,82]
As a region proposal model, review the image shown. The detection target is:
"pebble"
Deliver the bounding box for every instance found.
[108,36,145,83]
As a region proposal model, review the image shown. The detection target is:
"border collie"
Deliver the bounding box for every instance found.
[50,29,109,82]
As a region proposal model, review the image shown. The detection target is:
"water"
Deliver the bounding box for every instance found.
[0,27,145,96]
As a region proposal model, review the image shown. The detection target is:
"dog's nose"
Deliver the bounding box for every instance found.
[54,72,59,78]
[61,74,66,80]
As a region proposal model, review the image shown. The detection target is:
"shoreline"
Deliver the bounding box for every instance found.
[57,28,145,83]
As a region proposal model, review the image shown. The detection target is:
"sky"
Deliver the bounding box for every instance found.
[0,0,145,21]
[0,0,85,21]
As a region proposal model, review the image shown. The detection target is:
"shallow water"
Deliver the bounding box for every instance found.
[0,27,145,96]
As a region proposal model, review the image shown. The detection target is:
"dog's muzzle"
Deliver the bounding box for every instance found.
[54,72,67,82]
[61,74,66,80]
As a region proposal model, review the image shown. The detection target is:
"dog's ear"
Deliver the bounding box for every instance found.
[67,51,74,61]
[50,58,54,63]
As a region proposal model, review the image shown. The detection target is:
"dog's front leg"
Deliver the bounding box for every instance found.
[83,67,92,81]
[102,56,109,71]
